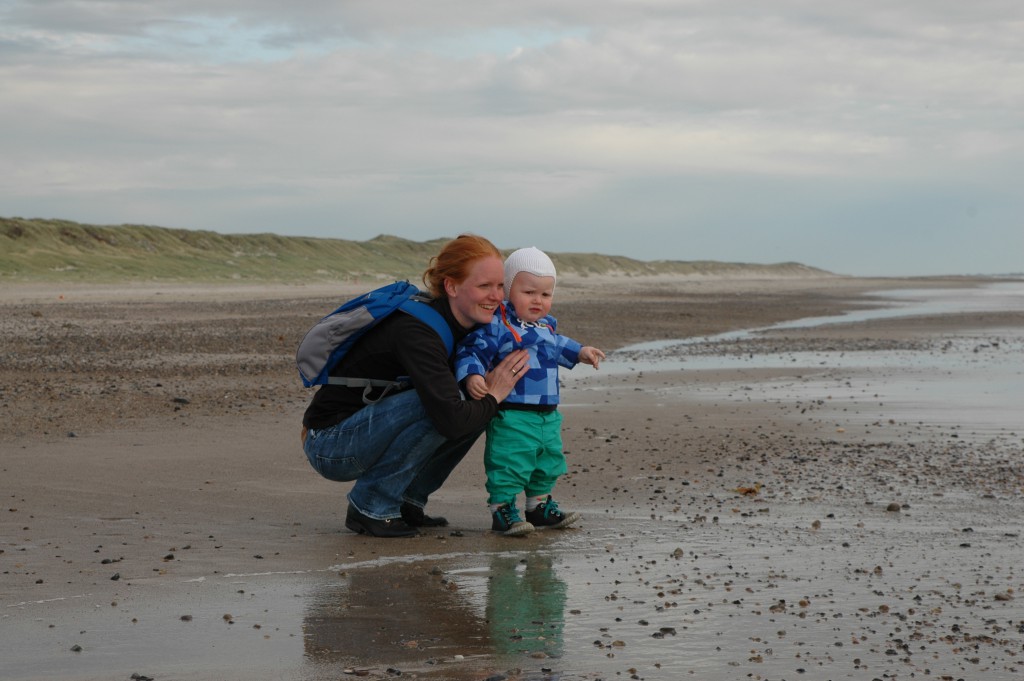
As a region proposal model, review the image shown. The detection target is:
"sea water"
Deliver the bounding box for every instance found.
[586,280,1024,438]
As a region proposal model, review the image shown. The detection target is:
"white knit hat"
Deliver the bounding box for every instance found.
[503,246,556,298]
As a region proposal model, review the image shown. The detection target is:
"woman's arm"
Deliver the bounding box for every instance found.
[394,317,526,439]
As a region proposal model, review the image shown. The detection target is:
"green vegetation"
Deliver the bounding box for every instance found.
[0,216,828,283]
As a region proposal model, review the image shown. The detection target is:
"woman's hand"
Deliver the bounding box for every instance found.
[484,349,529,403]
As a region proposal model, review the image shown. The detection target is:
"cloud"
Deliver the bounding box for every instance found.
[2,0,1022,275]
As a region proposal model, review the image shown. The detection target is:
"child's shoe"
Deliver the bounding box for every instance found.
[525,496,580,529]
[491,502,535,536]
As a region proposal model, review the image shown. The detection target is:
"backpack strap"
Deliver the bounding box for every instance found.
[327,376,413,404]
[397,296,455,356]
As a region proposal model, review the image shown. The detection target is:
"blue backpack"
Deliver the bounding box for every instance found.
[295,281,454,402]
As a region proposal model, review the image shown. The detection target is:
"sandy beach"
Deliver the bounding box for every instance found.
[2,274,1022,681]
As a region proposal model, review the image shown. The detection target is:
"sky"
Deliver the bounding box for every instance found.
[2,1,1022,276]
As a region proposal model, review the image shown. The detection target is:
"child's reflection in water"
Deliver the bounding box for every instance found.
[486,553,567,659]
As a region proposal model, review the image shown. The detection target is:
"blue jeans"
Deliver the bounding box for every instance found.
[303,389,483,520]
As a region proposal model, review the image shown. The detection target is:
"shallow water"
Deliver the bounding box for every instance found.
[590,281,1024,439]
[10,504,1022,680]
[623,281,1024,348]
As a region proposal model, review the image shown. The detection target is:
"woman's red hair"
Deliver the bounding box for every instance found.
[423,234,501,298]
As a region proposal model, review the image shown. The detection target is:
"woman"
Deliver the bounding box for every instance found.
[301,234,528,537]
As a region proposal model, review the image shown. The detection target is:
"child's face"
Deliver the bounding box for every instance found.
[508,271,554,323]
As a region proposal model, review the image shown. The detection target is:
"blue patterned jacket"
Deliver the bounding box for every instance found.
[454,301,582,407]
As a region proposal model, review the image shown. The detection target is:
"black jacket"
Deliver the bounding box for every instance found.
[302,297,498,440]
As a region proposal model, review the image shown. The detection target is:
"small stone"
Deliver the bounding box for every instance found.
[885,503,901,512]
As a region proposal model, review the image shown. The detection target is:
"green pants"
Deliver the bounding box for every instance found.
[484,409,566,505]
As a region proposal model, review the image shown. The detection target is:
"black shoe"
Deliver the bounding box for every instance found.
[491,502,535,536]
[525,496,581,529]
[345,505,419,538]
[400,502,449,528]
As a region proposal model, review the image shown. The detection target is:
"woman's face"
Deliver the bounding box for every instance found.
[445,255,505,328]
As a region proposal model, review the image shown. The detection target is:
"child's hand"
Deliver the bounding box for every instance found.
[579,346,605,369]
[465,374,489,400]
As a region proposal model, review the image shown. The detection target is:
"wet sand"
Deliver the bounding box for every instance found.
[2,275,1022,681]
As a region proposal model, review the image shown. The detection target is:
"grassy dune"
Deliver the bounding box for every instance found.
[0,217,829,283]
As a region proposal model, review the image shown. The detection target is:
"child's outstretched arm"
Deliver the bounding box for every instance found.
[578,345,605,369]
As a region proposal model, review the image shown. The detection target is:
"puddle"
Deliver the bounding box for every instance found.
[9,509,1022,680]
